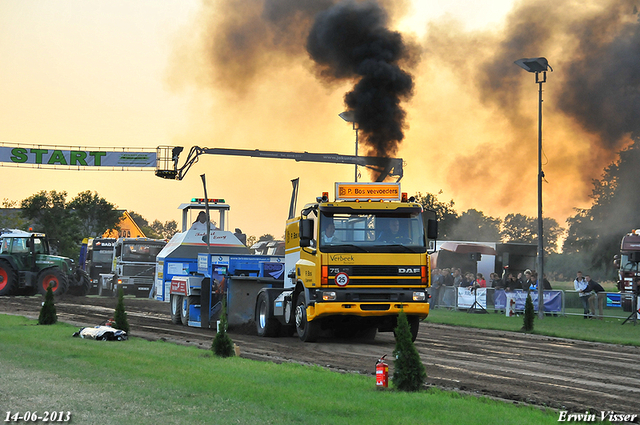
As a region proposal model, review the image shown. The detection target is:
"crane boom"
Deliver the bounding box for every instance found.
[155,146,403,182]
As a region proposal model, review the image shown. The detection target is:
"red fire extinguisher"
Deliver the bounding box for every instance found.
[376,355,388,388]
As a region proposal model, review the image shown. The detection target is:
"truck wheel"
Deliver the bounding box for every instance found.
[68,269,91,296]
[181,295,190,326]
[170,295,182,325]
[295,292,320,342]
[256,291,281,337]
[393,316,420,342]
[37,268,68,296]
[98,283,110,297]
[0,260,18,296]
[408,316,420,342]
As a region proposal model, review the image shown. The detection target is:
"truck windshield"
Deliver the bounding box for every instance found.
[620,254,640,271]
[92,250,113,264]
[319,211,426,253]
[122,243,164,262]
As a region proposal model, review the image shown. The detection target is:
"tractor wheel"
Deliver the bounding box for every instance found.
[295,292,320,342]
[0,260,18,296]
[170,294,183,325]
[37,267,68,296]
[256,291,281,337]
[68,269,91,296]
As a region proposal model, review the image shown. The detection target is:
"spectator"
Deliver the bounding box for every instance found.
[476,273,487,288]
[490,273,502,288]
[528,272,538,292]
[542,274,552,290]
[522,270,533,291]
[430,268,443,308]
[459,273,473,288]
[574,271,590,319]
[441,268,455,308]
[504,273,519,292]
[584,275,606,320]
[453,268,463,287]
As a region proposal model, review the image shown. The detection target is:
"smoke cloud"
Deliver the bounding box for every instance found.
[307,1,416,160]
[422,0,640,218]
[172,0,640,227]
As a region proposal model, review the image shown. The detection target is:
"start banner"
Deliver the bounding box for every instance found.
[0,144,156,168]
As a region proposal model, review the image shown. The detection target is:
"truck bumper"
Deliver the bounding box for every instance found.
[307,300,430,321]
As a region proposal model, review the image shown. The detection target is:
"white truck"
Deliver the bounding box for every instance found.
[97,237,166,297]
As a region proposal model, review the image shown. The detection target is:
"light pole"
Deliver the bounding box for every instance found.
[339,111,359,182]
[515,57,552,319]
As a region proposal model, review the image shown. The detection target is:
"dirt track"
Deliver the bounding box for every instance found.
[2,295,639,419]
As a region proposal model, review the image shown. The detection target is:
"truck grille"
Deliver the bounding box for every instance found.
[122,264,155,278]
[329,277,423,286]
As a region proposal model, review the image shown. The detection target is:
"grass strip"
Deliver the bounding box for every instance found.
[426,308,640,346]
[0,314,559,425]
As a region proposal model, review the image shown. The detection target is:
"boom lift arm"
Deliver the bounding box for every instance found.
[155,146,403,182]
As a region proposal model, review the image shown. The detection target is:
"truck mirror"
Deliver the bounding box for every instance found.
[427,219,438,240]
[299,219,314,247]
[115,245,121,257]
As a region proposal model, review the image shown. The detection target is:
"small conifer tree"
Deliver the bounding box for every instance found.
[392,310,426,391]
[38,285,57,325]
[522,293,535,332]
[114,287,130,334]
[212,299,234,357]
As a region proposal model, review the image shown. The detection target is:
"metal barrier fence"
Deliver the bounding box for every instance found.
[429,286,634,319]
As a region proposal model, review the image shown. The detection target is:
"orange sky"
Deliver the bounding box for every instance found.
[0,1,627,240]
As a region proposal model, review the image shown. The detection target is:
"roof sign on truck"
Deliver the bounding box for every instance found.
[335,182,401,201]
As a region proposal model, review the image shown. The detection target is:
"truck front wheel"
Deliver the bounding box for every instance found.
[0,260,17,296]
[37,268,68,296]
[295,292,320,342]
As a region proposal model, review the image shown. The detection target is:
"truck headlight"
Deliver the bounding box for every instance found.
[323,291,337,301]
[413,291,426,301]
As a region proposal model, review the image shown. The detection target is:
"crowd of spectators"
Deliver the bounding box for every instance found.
[429,267,552,308]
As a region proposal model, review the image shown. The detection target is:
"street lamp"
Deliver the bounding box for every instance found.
[515,57,552,320]
[339,111,359,182]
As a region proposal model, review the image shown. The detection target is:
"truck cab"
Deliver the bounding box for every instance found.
[98,237,166,297]
[259,182,437,342]
[614,230,640,311]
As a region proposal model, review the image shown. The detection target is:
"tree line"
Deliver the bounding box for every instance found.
[0,190,178,260]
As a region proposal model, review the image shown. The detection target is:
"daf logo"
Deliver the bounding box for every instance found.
[399,268,420,274]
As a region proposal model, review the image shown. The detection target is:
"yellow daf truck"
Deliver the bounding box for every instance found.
[255,182,437,342]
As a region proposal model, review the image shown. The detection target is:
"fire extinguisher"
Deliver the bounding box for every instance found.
[376,355,388,388]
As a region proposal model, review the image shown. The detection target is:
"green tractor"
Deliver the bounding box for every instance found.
[0,229,90,297]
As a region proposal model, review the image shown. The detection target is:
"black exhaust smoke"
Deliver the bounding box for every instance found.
[307,0,415,166]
